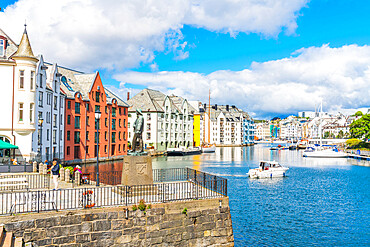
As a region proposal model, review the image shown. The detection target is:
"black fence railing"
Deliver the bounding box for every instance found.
[186,168,227,196]
[0,174,50,191]
[0,168,227,215]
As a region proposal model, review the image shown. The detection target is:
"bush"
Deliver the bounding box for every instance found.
[182,208,188,215]
[64,166,74,175]
[132,205,138,211]
[138,199,147,211]
[346,138,361,147]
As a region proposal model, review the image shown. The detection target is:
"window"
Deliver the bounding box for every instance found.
[0,39,4,56]
[67,131,70,141]
[105,118,108,127]
[119,108,121,115]
[30,71,35,90]
[53,114,57,127]
[74,131,80,144]
[95,119,100,130]
[38,112,42,122]
[95,105,100,112]
[147,113,151,121]
[53,130,57,144]
[95,91,100,102]
[112,119,116,130]
[60,98,63,108]
[39,74,43,88]
[54,96,57,109]
[86,103,89,112]
[39,92,43,107]
[67,101,71,109]
[60,114,63,125]
[119,119,121,127]
[124,119,126,127]
[86,146,89,154]
[75,116,80,129]
[147,123,151,131]
[67,115,71,125]
[112,132,116,143]
[86,131,89,141]
[105,106,108,114]
[19,70,24,89]
[75,103,80,114]
[87,116,89,126]
[104,145,107,153]
[46,94,51,105]
[112,107,116,117]
[128,122,130,128]
[147,132,151,140]
[119,132,121,140]
[105,131,107,140]
[18,103,24,122]
[66,146,70,155]
[47,129,50,141]
[30,103,34,123]
[124,131,126,140]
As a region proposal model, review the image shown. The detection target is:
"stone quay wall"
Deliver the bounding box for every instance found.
[0,197,234,247]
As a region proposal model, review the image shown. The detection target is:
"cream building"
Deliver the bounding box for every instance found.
[0,26,38,161]
[127,89,195,151]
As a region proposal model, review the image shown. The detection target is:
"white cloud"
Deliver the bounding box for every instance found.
[0,0,307,71]
[114,45,370,118]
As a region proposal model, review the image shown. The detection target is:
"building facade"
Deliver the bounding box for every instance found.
[59,69,129,162]
[0,26,38,162]
[127,89,195,151]
[31,57,66,161]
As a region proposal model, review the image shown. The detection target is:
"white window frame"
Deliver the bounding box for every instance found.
[30,71,35,91]
[18,103,24,122]
[0,39,4,56]
[19,70,24,89]
[30,103,34,123]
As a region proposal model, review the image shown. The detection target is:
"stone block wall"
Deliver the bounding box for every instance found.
[0,197,234,247]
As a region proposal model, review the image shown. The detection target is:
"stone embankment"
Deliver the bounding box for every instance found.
[1,198,234,247]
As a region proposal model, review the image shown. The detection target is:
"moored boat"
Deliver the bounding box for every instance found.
[248,160,289,179]
[201,144,216,153]
[167,147,201,156]
[303,148,347,158]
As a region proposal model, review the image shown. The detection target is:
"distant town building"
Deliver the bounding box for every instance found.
[127,89,195,151]
[59,68,129,162]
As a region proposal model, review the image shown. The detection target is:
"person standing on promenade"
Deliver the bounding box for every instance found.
[51,158,60,190]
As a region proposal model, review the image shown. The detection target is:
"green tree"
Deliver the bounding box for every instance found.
[350,114,370,140]
[354,111,363,117]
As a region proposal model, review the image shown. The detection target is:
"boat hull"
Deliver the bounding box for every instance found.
[202,146,216,153]
[303,150,348,158]
[248,168,289,179]
[167,150,202,156]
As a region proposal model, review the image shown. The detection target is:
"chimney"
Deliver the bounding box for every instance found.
[215,104,217,110]
[127,92,130,101]
[226,105,229,111]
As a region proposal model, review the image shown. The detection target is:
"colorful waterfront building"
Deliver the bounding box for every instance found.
[127,89,195,151]
[59,68,129,162]
[0,26,38,161]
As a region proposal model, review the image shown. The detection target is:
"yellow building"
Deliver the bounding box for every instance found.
[193,113,201,147]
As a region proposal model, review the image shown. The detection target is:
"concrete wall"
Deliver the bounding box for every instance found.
[1,197,234,247]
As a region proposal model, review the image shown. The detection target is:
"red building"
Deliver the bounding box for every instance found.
[59,67,128,162]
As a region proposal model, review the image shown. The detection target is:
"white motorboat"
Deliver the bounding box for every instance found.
[303,148,348,158]
[201,145,216,153]
[248,160,289,179]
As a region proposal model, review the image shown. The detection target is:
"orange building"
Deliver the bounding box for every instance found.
[59,67,128,162]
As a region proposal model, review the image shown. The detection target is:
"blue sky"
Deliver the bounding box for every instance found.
[1,0,370,118]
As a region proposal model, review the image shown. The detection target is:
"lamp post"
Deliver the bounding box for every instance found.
[38,118,44,161]
[95,109,101,186]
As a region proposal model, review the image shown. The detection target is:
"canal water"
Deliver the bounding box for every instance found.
[152,145,370,246]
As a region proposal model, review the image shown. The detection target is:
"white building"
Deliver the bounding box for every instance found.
[127,89,194,151]
[0,26,38,162]
[255,122,271,140]
[31,56,66,162]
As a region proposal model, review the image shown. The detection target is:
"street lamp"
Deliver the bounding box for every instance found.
[38,118,44,161]
[95,109,101,186]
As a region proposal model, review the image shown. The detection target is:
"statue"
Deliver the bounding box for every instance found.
[131,109,144,153]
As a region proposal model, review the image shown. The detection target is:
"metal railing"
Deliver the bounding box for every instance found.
[0,174,50,191]
[0,168,227,215]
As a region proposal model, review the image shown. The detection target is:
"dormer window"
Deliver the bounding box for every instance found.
[0,39,5,56]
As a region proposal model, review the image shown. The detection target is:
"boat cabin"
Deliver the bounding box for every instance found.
[259,161,281,170]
